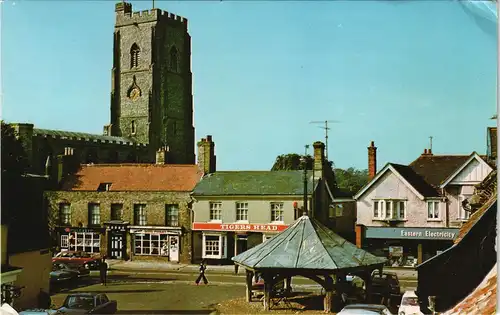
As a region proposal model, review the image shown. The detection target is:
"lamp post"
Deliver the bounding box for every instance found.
[300,145,310,216]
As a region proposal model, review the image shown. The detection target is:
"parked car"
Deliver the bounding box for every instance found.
[57,293,117,314]
[398,291,423,315]
[53,262,91,278]
[338,303,392,315]
[19,309,63,315]
[50,263,79,284]
[52,251,101,270]
[370,271,402,303]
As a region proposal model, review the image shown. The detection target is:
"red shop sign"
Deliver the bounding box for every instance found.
[192,222,288,232]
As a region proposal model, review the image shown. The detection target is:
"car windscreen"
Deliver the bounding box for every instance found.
[402,296,419,306]
[64,296,94,310]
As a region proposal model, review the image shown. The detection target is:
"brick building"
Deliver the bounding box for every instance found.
[45,147,203,264]
[11,1,195,177]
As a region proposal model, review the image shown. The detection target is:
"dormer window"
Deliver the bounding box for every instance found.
[98,183,112,192]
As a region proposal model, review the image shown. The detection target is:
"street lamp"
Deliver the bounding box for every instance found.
[300,145,310,216]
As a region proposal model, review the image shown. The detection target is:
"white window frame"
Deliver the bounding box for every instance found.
[60,235,69,249]
[59,203,71,225]
[134,233,168,256]
[427,201,441,220]
[134,204,147,226]
[373,199,406,220]
[88,203,100,225]
[458,195,472,220]
[69,232,100,253]
[271,202,284,222]
[202,233,227,259]
[235,202,249,222]
[209,202,222,222]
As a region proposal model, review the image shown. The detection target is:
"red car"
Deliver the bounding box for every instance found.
[52,251,102,270]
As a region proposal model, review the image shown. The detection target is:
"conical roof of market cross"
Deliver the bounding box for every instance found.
[232,215,386,271]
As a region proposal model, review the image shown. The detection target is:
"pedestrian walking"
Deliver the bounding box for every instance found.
[195,259,208,285]
[100,256,108,286]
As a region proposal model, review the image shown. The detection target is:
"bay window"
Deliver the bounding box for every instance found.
[202,234,227,259]
[373,199,406,220]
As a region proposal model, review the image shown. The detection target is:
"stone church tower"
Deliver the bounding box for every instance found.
[107,2,195,164]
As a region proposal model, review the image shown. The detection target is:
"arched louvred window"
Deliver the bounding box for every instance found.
[169,46,178,72]
[130,43,140,68]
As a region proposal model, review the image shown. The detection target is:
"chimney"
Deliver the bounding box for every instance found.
[313,141,325,179]
[197,136,216,174]
[156,147,168,165]
[368,141,377,180]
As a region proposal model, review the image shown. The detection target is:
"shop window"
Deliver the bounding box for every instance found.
[134,233,168,256]
[134,204,147,226]
[111,203,123,221]
[236,202,248,222]
[270,202,284,222]
[59,203,71,225]
[60,235,69,249]
[88,203,100,225]
[427,201,440,220]
[209,202,222,221]
[166,204,179,226]
[67,232,100,253]
[202,234,227,259]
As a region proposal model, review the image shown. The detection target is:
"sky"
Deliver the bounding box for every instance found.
[1,0,497,171]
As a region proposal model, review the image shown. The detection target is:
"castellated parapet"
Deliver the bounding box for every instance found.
[115,2,188,28]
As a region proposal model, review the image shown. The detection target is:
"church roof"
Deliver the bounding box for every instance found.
[232,215,386,271]
[33,128,143,146]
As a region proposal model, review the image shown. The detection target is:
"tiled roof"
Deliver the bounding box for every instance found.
[409,154,472,187]
[192,171,316,196]
[454,170,497,245]
[443,263,497,315]
[62,164,203,192]
[389,163,440,197]
[33,128,142,146]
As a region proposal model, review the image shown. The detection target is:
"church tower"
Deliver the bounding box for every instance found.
[108,1,195,164]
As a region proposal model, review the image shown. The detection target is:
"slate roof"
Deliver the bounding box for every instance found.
[33,128,138,145]
[389,163,440,197]
[61,164,203,192]
[443,263,497,315]
[232,215,386,270]
[408,154,473,187]
[192,171,316,196]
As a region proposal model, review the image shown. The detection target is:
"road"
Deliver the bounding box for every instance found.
[49,270,417,314]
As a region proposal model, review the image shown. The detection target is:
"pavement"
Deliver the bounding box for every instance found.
[106,259,418,280]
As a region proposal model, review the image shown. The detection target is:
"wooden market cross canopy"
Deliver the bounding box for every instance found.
[232,215,387,312]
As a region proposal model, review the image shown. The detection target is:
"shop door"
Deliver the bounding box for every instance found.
[169,236,179,262]
[236,236,248,255]
[109,232,123,259]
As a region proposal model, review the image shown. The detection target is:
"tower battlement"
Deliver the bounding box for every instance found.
[115,2,188,28]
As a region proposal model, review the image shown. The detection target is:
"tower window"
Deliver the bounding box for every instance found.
[130,43,141,68]
[131,120,136,135]
[169,46,178,72]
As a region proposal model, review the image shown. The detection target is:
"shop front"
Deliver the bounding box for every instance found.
[103,221,129,260]
[192,222,289,263]
[56,227,106,255]
[128,226,182,262]
[358,226,460,266]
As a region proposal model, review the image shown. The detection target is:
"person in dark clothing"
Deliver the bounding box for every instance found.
[100,256,108,286]
[195,260,208,285]
[37,288,51,309]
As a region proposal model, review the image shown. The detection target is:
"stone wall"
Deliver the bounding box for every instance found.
[45,190,193,264]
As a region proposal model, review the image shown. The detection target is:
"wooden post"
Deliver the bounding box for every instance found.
[417,243,423,264]
[245,270,253,302]
[323,275,334,313]
[263,279,271,311]
[365,272,373,303]
[285,276,292,293]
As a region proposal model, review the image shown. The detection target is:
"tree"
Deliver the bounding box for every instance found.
[334,167,369,194]
[271,153,314,171]
[270,152,369,194]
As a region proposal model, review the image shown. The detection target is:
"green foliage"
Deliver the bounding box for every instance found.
[271,154,314,171]
[334,167,369,194]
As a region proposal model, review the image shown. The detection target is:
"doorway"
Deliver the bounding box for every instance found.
[235,234,248,255]
[109,232,124,259]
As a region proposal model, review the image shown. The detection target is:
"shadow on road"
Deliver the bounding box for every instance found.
[116,310,214,314]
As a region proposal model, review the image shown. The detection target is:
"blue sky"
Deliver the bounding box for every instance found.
[2,0,497,171]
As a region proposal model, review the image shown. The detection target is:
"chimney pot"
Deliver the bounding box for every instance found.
[206,135,212,142]
[424,149,428,154]
[428,149,432,155]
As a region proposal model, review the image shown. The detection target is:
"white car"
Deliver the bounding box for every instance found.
[338,304,392,315]
[398,291,423,315]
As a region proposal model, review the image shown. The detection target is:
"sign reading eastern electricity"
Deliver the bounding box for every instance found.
[364,227,460,240]
[192,222,289,232]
